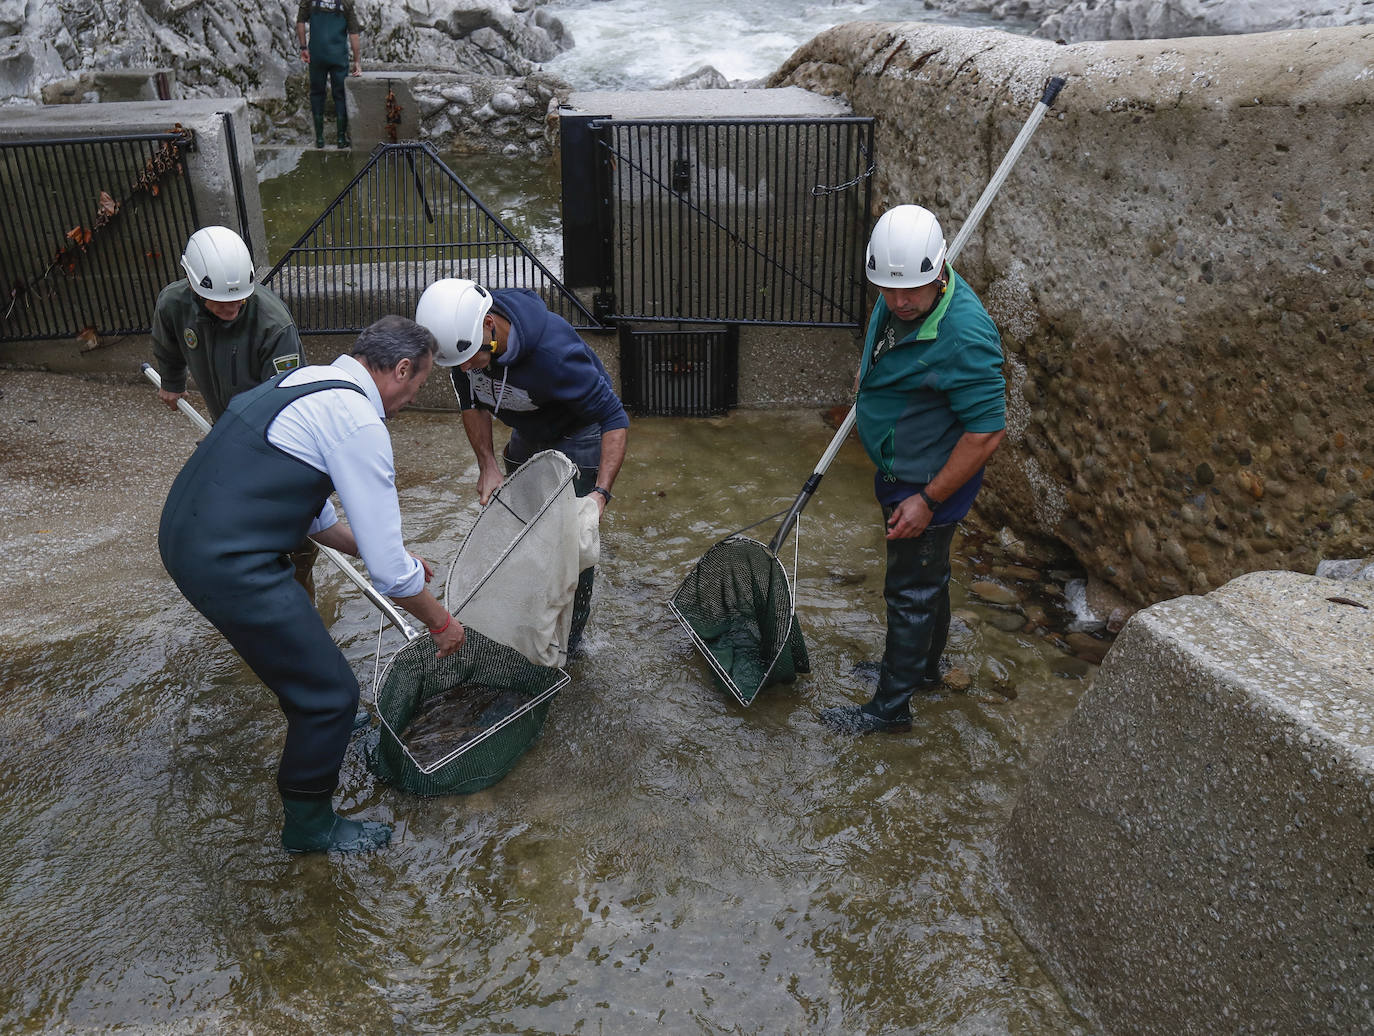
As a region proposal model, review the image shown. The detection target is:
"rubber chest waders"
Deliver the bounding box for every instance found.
[159,374,367,798]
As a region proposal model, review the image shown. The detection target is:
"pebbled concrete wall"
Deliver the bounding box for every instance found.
[770,23,1374,607]
[995,570,1374,1035]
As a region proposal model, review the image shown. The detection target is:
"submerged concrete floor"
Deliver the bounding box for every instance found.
[0,367,1104,1033]
[0,370,186,643]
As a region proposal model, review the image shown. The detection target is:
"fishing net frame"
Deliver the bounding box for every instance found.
[367,627,570,796]
[668,510,810,707]
[367,453,586,796]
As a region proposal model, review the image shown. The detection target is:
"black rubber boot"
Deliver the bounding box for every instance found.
[863,520,958,724]
[336,111,350,149]
[312,113,325,150]
[281,796,391,853]
[820,704,912,735]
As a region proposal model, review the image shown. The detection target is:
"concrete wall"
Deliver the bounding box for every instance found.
[0,97,267,266]
[0,98,267,374]
[771,23,1374,606]
[995,570,1374,1034]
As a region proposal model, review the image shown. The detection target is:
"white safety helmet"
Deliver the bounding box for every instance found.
[414,278,494,367]
[181,225,256,302]
[864,204,946,289]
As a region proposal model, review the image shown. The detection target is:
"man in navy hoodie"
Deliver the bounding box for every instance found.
[416,279,629,653]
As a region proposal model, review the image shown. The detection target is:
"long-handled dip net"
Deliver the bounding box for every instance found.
[670,76,1068,707]
[368,451,591,795]
[669,517,811,706]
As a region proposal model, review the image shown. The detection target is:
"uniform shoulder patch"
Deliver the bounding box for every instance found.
[273,354,302,374]
[183,328,198,351]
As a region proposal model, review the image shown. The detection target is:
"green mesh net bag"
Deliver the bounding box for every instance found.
[668,534,810,706]
[367,628,568,796]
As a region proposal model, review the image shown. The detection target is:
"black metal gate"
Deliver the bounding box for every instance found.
[264,142,598,333]
[0,130,200,343]
[562,116,874,328]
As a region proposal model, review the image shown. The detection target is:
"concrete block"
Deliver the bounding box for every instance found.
[996,570,1374,1035]
[345,71,422,148]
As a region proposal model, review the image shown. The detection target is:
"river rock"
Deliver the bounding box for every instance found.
[971,580,1022,606]
[1064,631,1111,664]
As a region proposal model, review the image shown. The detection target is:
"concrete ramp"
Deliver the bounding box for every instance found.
[996,571,1374,1035]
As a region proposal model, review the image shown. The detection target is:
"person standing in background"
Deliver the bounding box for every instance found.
[296,0,362,149]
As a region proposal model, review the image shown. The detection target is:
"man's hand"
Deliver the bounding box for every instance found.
[433,618,465,659]
[476,467,503,506]
[158,388,186,410]
[885,494,933,541]
[412,554,435,582]
[350,61,361,76]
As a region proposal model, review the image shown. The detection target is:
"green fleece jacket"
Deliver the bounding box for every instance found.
[855,266,1005,485]
[151,281,304,421]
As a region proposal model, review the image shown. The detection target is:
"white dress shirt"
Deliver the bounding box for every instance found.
[266,354,425,598]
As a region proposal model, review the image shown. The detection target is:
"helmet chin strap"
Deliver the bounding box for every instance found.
[913,269,949,322]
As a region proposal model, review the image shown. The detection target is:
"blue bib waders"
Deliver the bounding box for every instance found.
[159,375,365,800]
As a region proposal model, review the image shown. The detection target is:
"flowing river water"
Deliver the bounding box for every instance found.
[5,24,1102,1023]
[1,370,1100,1032]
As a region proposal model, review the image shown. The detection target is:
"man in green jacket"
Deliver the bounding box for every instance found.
[296,0,362,149]
[822,204,1007,735]
[151,225,317,595]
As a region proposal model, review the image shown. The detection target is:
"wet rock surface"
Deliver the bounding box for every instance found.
[934,0,1372,42]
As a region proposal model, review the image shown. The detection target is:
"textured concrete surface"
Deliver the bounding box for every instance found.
[772,23,1374,605]
[995,570,1374,1035]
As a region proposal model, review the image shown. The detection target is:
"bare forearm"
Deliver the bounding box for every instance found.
[926,429,1005,502]
[460,409,500,473]
[595,427,627,493]
[309,521,358,554]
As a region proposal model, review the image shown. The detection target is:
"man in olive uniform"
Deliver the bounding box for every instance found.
[152,226,303,421]
[151,225,318,597]
[296,0,362,149]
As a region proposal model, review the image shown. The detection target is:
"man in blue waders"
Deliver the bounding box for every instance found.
[296,0,362,149]
[414,278,628,656]
[822,204,1006,734]
[159,316,466,852]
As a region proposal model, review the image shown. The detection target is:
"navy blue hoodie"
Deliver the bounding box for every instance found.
[451,288,629,442]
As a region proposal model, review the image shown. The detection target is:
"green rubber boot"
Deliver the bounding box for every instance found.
[280,796,391,853]
[335,111,350,149]
[313,113,325,150]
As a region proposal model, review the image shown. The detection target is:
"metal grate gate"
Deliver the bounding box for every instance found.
[563,117,874,328]
[0,130,200,343]
[618,325,738,417]
[264,142,598,333]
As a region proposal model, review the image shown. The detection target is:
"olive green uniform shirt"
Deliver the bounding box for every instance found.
[151,281,304,420]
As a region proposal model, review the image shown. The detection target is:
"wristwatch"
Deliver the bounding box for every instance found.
[590,486,613,503]
[917,487,942,511]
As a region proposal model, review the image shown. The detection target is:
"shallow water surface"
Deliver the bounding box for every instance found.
[0,408,1094,1033]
